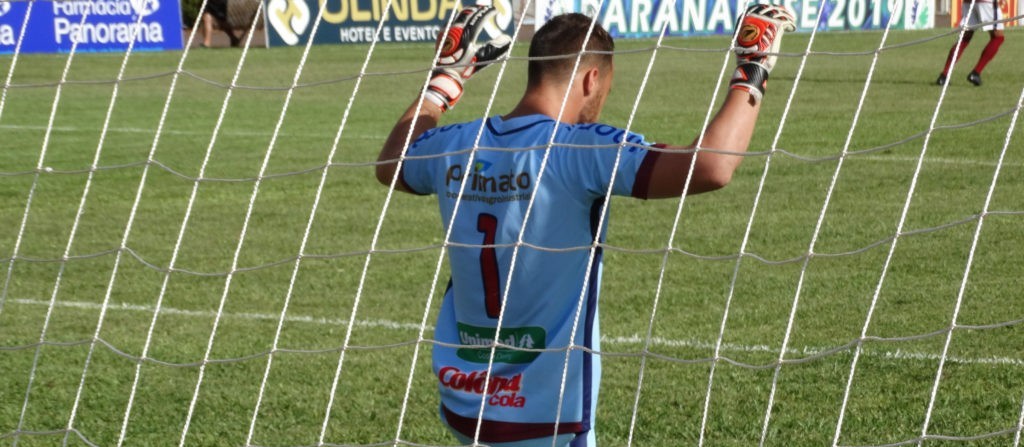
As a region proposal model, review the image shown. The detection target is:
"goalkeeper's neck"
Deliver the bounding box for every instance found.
[504,65,609,125]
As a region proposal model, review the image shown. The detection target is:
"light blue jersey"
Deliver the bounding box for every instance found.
[403,114,654,445]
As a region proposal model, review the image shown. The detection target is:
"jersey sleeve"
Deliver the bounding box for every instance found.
[560,124,654,198]
[400,128,441,195]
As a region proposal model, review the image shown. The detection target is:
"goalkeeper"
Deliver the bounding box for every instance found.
[377,5,795,446]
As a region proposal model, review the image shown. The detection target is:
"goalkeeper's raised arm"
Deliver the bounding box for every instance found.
[641,4,795,198]
[375,5,510,193]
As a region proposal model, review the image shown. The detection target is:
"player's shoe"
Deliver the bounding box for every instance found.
[967,71,982,86]
[936,74,947,86]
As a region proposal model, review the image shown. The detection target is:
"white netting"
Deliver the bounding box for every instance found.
[1,0,1023,446]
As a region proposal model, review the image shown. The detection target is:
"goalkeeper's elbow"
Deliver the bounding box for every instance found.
[376,162,399,188]
[696,170,734,193]
[692,160,739,193]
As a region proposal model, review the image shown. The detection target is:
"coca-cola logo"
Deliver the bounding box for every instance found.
[438,366,527,408]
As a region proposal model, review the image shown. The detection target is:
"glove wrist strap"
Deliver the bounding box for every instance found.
[425,72,464,111]
[729,63,769,104]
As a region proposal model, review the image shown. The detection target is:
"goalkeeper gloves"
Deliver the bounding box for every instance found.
[424,6,512,111]
[729,4,796,104]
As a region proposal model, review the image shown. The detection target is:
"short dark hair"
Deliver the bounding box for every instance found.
[528,13,614,86]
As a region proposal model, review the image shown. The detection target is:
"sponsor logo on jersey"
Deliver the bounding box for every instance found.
[445,159,531,194]
[456,323,546,364]
[438,366,526,407]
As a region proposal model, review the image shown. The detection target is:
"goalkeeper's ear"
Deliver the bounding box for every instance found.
[581,66,601,96]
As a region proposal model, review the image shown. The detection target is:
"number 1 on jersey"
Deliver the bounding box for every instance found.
[477,213,501,318]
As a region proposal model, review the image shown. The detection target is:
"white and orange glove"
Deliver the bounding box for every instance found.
[424,5,512,111]
[729,4,796,104]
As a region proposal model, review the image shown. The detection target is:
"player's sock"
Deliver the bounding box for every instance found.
[973,35,1004,74]
[940,39,971,77]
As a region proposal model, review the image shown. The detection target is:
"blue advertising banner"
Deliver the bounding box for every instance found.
[263,0,514,46]
[534,0,933,38]
[0,0,183,54]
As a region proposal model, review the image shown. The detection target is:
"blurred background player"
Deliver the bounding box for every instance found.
[936,0,1005,86]
[376,5,795,446]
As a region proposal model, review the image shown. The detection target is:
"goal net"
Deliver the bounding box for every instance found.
[1,0,1023,446]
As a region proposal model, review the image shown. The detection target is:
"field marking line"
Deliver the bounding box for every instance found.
[859,155,1024,168]
[8,297,1024,367]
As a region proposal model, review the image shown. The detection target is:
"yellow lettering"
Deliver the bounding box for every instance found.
[437,0,460,20]
[320,0,348,23]
[390,0,409,20]
[492,0,510,20]
[349,0,371,21]
[410,0,436,20]
[274,0,306,30]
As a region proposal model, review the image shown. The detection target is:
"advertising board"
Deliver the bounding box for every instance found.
[264,0,514,45]
[0,0,184,54]
[534,0,934,38]
[950,0,1018,27]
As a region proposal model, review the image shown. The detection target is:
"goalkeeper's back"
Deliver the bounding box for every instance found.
[401,112,653,444]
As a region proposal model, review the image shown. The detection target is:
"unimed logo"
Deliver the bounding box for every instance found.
[456,323,545,364]
[438,366,526,408]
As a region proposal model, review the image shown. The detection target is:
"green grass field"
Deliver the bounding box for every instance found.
[1,27,1023,447]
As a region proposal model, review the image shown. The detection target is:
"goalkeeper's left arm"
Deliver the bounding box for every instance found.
[635,4,795,199]
[376,6,511,192]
